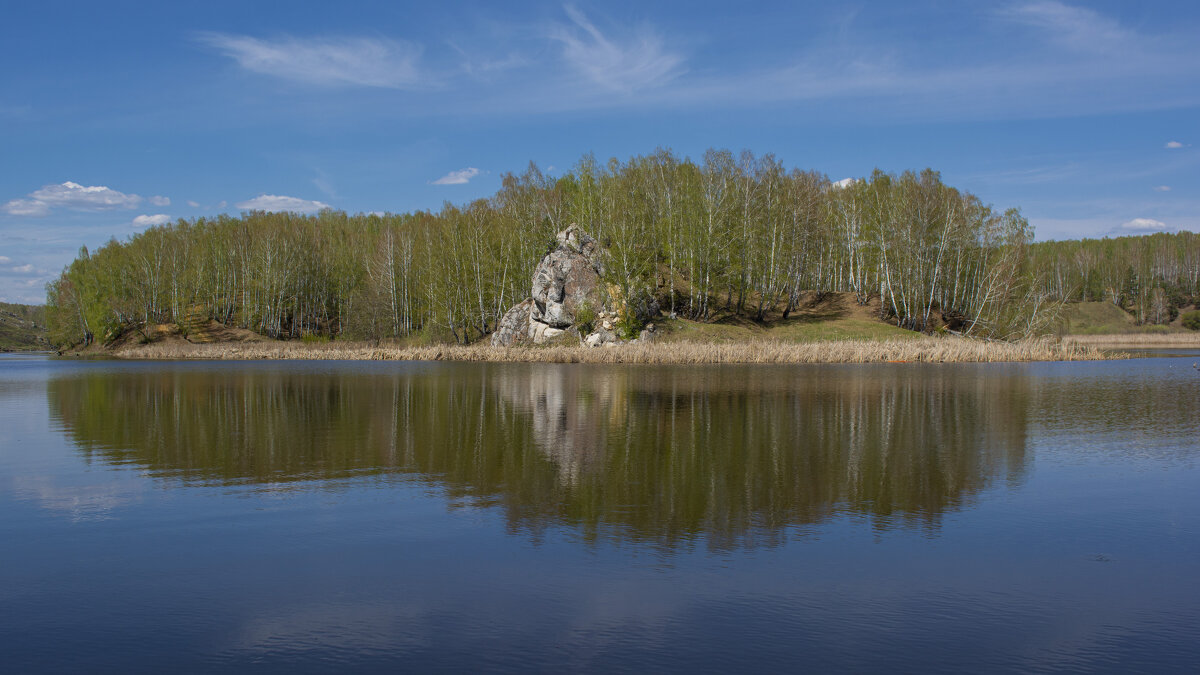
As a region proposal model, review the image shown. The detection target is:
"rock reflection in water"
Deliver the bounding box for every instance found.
[48,363,1030,548]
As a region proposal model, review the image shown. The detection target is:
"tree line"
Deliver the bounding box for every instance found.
[1029,232,1200,326]
[45,148,1191,348]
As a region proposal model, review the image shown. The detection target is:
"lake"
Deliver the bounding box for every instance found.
[2,354,1198,673]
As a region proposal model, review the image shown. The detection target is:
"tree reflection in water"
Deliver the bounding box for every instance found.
[48,363,1030,550]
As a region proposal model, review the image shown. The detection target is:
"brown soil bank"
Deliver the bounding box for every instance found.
[109,337,1111,364]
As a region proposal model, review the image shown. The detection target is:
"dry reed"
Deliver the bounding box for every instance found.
[1063,333,1200,348]
[110,336,1112,363]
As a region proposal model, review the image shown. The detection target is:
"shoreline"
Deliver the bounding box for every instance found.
[96,336,1115,364]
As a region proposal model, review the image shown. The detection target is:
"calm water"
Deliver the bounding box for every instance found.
[2,354,1198,673]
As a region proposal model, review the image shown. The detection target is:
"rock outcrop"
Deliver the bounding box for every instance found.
[492,225,608,346]
[491,298,534,347]
[530,225,605,329]
[492,224,659,347]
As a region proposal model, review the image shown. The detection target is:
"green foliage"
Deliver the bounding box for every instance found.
[1028,232,1200,326]
[574,302,597,335]
[45,148,1199,349]
[615,316,641,341]
[1182,310,1200,331]
[0,301,49,350]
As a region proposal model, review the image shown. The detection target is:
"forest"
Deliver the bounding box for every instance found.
[43,148,1200,348]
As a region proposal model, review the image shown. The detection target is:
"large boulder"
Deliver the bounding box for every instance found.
[493,224,627,346]
[490,298,533,347]
[530,225,605,330]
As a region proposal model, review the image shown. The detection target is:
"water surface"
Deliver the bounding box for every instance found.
[2,355,1198,672]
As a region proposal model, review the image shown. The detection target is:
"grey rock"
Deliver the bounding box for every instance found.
[530,225,606,329]
[529,321,569,345]
[492,224,614,346]
[583,327,619,348]
[491,298,534,347]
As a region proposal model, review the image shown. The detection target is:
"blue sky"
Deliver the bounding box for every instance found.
[1,0,1197,303]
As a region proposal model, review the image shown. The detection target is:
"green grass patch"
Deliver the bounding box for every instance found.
[1059,301,1136,334]
[0,302,49,350]
[654,316,918,343]
[770,318,918,342]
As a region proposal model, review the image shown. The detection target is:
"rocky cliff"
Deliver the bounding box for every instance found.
[492,225,655,347]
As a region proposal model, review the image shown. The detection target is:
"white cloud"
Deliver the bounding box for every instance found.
[0,256,10,263]
[198,33,423,88]
[12,264,34,274]
[431,167,480,185]
[1,199,50,216]
[30,181,142,210]
[217,200,227,208]
[132,214,171,227]
[187,200,200,208]
[5,182,143,216]
[1165,141,1184,149]
[1153,186,1171,192]
[550,6,685,93]
[148,195,170,206]
[1119,217,1168,232]
[235,194,330,213]
[831,177,858,189]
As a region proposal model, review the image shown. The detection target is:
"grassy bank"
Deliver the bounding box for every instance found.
[650,293,921,344]
[109,336,1111,364]
[0,302,49,351]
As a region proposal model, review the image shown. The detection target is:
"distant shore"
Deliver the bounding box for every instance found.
[98,336,1114,364]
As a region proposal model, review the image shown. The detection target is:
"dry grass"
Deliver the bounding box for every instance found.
[1063,333,1200,348]
[110,336,1112,364]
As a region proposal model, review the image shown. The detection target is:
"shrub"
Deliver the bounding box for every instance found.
[574,303,596,335]
[1182,310,1200,331]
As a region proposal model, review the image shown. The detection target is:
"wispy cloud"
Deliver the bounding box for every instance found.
[1153,185,1171,192]
[3,181,142,217]
[684,2,1199,118]
[187,200,201,208]
[998,1,1131,52]
[132,214,171,228]
[431,168,480,185]
[550,6,685,93]
[183,4,1198,122]
[522,2,1200,119]
[198,33,424,88]
[312,170,337,198]
[1,199,50,216]
[1165,140,1184,149]
[235,194,330,213]
[147,195,170,206]
[12,264,35,274]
